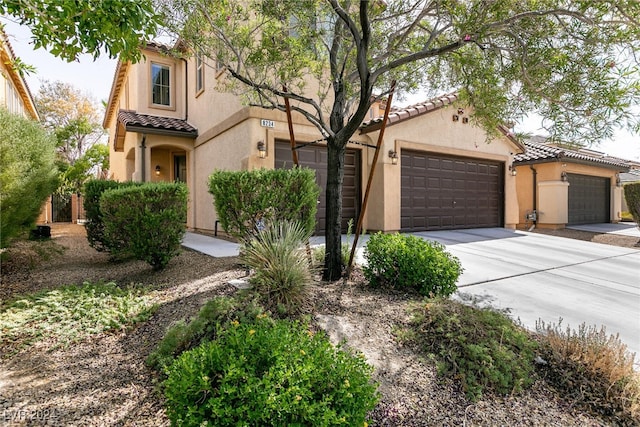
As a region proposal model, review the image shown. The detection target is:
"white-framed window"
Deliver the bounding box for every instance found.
[195,54,204,95]
[151,62,171,107]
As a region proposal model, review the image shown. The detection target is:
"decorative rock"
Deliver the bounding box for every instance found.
[228,279,252,290]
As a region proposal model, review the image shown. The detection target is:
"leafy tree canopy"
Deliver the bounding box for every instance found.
[165,0,640,142]
[36,80,106,193]
[0,0,162,62]
[162,0,640,279]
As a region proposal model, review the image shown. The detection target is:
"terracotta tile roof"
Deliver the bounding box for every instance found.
[360,93,459,132]
[118,110,198,138]
[514,139,630,170]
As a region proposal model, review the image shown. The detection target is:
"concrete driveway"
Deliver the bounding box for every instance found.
[411,228,640,358]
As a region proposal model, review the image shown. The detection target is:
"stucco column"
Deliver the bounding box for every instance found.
[504,169,519,229]
[612,186,623,223]
[538,180,570,226]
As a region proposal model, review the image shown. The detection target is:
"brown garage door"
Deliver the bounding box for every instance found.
[275,141,361,235]
[401,150,503,231]
[567,173,610,225]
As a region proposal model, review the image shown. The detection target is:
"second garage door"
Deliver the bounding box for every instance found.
[567,173,610,225]
[401,150,503,231]
[275,141,361,235]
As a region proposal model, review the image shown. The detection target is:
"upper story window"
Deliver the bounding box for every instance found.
[151,62,171,107]
[195,54,204,95]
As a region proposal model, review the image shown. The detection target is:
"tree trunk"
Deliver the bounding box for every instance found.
[322,136,346,281]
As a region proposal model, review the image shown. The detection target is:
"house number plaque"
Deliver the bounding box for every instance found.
[260,119,275,128]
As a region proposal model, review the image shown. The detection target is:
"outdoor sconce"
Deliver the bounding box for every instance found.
[389,150,398,165]
[508,164,517,176]
[257,140,266,159]
[155,165,161,176]
[561,171,568,182]
[616,173,621,187]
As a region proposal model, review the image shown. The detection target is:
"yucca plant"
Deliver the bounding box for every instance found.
[241,221,314,317]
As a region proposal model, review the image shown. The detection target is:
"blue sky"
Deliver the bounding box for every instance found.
[2,18,639,161]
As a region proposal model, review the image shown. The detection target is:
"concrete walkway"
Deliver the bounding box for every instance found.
[567,222,640,237]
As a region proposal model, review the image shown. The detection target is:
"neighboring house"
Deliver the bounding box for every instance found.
[103,41,525,234]
[0,28,38,120]
[512,138,630,229]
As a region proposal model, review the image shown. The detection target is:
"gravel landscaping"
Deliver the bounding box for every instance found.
[1,223,633,426]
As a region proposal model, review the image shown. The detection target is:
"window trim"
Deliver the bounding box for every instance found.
[149,61,175,110]
[195,54,205,97]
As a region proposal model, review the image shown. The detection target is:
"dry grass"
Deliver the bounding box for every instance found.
[536,320,640,425]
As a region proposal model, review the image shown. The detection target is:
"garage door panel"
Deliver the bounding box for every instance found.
[567,174,609,225]
[401,150,503,231]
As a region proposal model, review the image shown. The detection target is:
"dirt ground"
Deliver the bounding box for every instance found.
[1,223,632,426]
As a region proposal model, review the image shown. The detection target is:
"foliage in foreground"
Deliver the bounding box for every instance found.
[241,221,315,317]
[209,168,320,242]
[100,182,188,269]
[623,183,640,227]
[363,233,462,297]
[163,315,378,427]
[147,295,264,372]
[536,320,640,425]
[0,282,154,353]
[0,108,59,248]
[401,298,538,401]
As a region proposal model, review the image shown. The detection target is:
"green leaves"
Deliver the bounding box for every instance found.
[363,233,462,297]
[1,0,162,62]
[209,168,320,242]
[0,108,58,248]
[163,315,378,426]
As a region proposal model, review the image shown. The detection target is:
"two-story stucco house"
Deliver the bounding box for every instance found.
[103,40,531,235]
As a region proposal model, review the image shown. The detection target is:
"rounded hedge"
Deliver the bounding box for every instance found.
[363,233,462,297]
[163,316,379,426]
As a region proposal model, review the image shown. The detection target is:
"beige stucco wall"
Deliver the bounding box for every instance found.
[362,105,522,231]
[514,161,622,228]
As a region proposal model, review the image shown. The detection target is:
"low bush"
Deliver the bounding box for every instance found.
[163,315,379,426]
[535,320,640,424]
[0,109,58,248]
[83,179,140,252]
[401,298,538,401]
[0,282,154,353]
[242,221,314,317]
[363,233,462,297]
[100,182,188,269]
[209,168,319,242]
[623,183,640,226]
[147,295,264,372]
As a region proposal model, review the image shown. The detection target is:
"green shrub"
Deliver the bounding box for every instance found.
[242,221,314,317]
[363,233,462,297]
[163,315,378,426]
[623,183,640,226]
[100,182,188,269]
[0,109,58,248]
[209,168,320,242]
[402,298,538,401]
[535,320,640,424]
[147,295,264,372]
[0,282,154,353]
[83,179,140,251]
[312,218,355,269]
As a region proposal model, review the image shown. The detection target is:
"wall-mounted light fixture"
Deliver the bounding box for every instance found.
[508,164,517,176]
[155,165,161,176]
[388,149,398,165]
[561,171,568,182]
[616,173,621,187]
[257,140,266,159]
